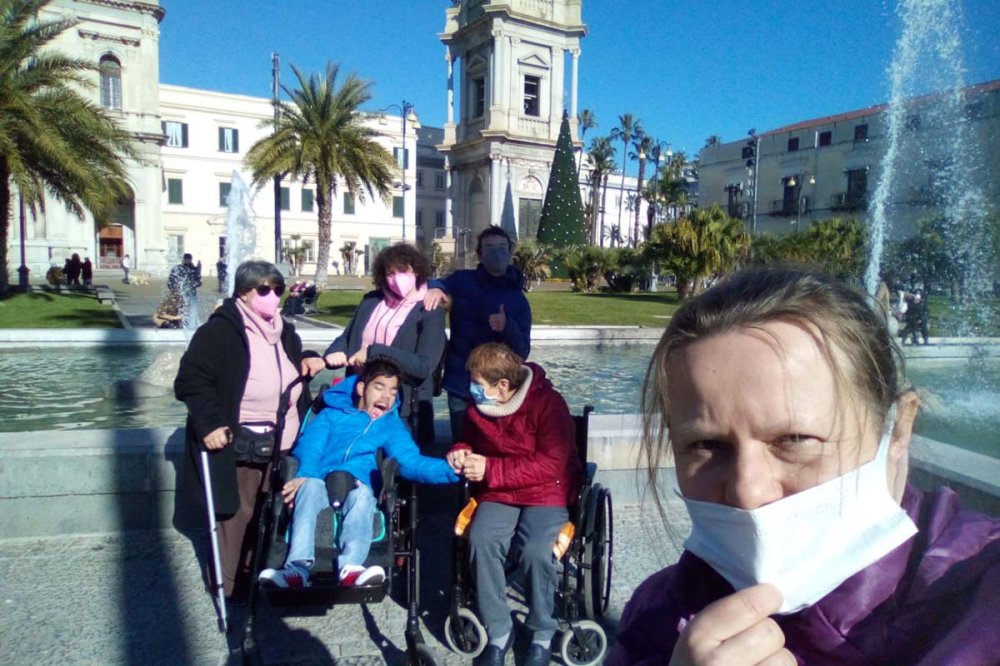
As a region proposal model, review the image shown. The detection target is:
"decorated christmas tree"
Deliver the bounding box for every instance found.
[537,110,587,247]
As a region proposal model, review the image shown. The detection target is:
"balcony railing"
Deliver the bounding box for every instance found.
[830,191,867,211]
[769,197,810,217]
[517,116,549,137]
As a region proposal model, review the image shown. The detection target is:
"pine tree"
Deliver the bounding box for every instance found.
[537,111,587,247]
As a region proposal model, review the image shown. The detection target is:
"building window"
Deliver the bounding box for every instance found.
[854,124,869,142]
[846,168,868,200]
[905,115,921,131]
[167,178,183,205]
[435,172,446,190]
[435,211,446,229]
[218,182,231,207]
[218,127,239,153]
[818,131,832,147]
[787,137,799,152]
[519,198,543,239]
[416,210,423,227]
[416,170,424,188]
[392,196,404,218]
[280,187,290,211]
[301,189,314,212]
[473,78,485,117]
[99,55,122,110]
[167,235,184,263]
[393,147,409,170]
[343,192,355,215]
[523,75,540,116]
[162,121,188,148]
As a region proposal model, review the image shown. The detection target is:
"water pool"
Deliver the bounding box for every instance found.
[1,344,996,459]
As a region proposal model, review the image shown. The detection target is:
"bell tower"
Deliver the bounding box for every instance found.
[439,0,586,265]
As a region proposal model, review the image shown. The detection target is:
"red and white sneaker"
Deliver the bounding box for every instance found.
[339,564,386,587]
[258,563,311,589]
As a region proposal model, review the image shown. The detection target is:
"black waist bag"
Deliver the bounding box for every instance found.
[232,422,276,464]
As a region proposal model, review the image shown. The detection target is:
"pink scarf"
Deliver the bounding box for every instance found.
[236,299,302,450]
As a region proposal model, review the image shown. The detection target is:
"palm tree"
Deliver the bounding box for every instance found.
[645,204,750,299]
[585,136,615,246]
[610,114,642,250]
[245,63,397,287]
[0,0,136,290]
[630,133,653,246]
[576,108,597,175]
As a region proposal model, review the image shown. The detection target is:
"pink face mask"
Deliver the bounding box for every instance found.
[387,271,416,299]
[249,291,281,320]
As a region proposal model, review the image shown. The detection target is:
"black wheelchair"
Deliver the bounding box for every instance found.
[442,405,614,666]
[236,383,440,665]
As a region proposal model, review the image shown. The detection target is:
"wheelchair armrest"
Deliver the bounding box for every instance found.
[378,456,400,507]
[280,455,300,481]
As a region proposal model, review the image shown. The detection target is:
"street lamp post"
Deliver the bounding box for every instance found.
[272,53,282,265]
[17,194,29,291]
[382,100,417,241]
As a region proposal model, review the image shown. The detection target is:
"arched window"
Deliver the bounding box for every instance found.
[99,56,122,110]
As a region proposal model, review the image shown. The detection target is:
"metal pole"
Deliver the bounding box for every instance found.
[272,53,282,264]
[750,133,760,233]
[17,194,29,291]
[200,451,228,633]
[401,100,408,241]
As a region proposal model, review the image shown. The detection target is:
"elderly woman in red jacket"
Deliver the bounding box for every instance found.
[446,343,582,666]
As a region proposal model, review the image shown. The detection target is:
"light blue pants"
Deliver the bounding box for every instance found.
[285,477,376,569]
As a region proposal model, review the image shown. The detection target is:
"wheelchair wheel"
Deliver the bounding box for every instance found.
[583,487,613,620]
[444,606,487,658]
[411,642,440,666]
[559,620,607,666]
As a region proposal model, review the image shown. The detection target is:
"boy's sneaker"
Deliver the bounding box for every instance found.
[258,562,310,589]
[339,564,385,587]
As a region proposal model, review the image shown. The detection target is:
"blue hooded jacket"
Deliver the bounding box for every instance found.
[292,376,458,489]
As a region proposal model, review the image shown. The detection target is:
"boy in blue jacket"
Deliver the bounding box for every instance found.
[259,359,459,588]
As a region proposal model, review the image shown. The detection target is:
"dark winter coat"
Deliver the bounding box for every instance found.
[324,289,446,423]
[174,299,315,515]
[448,363,581,507]
[608,486,1000,665]
[431,265,531,398]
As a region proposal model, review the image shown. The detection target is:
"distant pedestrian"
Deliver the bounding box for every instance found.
[81,257,93,287]
[899,290,930,345]
[122,254,131,284]
[217,258,228,292]
[66,253,82,286]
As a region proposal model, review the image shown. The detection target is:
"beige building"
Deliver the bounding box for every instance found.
[698,79,1000,239]
[438,0,587,266]
[10,0,416,279]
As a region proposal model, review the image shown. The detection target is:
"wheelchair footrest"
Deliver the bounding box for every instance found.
[261,578,389,606]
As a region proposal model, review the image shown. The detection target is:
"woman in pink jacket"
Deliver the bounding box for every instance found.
[447,343,581,666]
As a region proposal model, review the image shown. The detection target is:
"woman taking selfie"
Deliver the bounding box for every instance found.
[609,266,999,665]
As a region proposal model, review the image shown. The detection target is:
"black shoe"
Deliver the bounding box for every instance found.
[523,643,551,666]
[474,632,514,666]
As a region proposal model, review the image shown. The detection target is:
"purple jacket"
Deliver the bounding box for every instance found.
[609,486,1000,665]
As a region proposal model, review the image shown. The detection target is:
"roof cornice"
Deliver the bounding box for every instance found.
[77,0,166,23]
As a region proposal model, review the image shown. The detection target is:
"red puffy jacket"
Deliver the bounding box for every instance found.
[450,363,582,507]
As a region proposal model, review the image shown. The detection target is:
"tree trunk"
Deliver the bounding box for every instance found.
[0,158,11,291]
[617,138,627,249]
[634,156,646,246]
[600,174,609,248]
[313,175,333,289]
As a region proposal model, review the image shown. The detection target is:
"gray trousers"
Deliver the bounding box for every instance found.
[468,501,568,640]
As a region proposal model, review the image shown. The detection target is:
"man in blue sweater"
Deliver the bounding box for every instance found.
[425,227,532,441]
[259,360,459,588]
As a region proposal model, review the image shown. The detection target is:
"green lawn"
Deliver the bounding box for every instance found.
[927,295,1000,337]
[0,289,121,328]
[310,289,681,327]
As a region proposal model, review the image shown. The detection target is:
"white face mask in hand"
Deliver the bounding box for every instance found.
[678,408,917,614]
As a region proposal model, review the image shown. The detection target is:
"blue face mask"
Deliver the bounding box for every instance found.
[469,382,499,406]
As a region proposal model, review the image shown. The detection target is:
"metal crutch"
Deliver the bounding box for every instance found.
[200,450,228,633]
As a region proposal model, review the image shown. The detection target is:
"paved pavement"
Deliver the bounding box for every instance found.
[0,489,690,665]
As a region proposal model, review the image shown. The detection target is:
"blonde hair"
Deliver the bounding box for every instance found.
[643,266,905,509]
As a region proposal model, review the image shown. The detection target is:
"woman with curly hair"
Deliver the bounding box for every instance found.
[303,243,445,447]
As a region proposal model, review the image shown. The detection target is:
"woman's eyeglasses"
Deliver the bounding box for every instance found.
[255,283,285,297]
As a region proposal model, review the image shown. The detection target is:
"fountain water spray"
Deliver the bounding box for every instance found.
[223,171,258,296]
[866,0,991,335]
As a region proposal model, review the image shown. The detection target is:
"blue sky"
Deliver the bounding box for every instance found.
[159,1,1000,172]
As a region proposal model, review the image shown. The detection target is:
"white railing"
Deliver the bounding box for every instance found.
[517,116,549,137]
